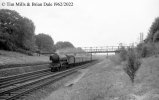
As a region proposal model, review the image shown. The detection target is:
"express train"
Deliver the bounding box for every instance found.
[49,53,91,72]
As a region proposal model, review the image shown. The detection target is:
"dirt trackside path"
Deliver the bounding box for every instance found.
[43,59,134,100]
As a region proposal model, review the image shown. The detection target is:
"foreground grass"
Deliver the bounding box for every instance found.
[132,57,159,99]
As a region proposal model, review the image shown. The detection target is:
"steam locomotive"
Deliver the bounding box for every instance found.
[49,53,91,72]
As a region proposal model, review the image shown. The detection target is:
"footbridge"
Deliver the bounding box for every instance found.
[40,46,129,59]
[80,46,129,53]
[76,46,130,59]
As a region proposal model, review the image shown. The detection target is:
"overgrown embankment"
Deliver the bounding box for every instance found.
[0,50,50,77]
[132,57,159,100]
[118,47,141,82]
[111,54,159,100]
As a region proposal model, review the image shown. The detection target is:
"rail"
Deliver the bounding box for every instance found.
[0,60,98,100]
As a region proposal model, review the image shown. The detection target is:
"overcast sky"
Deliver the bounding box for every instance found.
[0,0,159,47]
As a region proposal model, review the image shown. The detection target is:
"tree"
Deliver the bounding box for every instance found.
[55,41,74,50]
[35,33,56,53]
[146,17,159,42]
[153,31,159,42]
[18,17,35,50]
[0,9,22,50]
[0,9,35,51]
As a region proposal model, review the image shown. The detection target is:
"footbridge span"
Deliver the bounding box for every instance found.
[78,46,129,59]
[80,46,129,53]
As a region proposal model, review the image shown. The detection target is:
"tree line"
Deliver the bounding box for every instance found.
[137,17,159,57]
[118,16,159,82]
[0,9,74,54]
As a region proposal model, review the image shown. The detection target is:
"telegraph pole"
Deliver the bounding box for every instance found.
[140,32,144,43]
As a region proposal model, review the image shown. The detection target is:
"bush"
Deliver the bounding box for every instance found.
[124,48,141,82]
[137,43,159,57]
[15,48,33,56]
[137,43,148,58]
[119,46,127,61]
[140,45,148,57]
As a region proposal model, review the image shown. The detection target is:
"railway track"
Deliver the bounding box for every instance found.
[0,69,51,89]
[0,60,99,100]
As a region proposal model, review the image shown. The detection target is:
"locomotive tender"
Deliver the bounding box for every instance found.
[49,53,91,72]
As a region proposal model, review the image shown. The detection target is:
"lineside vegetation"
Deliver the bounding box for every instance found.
[0,9,75,55]
[119,16,159,82]
[119,47,141,82]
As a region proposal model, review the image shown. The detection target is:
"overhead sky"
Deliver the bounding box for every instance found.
[0,0,159,47]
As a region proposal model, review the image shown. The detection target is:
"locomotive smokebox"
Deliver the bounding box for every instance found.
[50,53,60,63]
